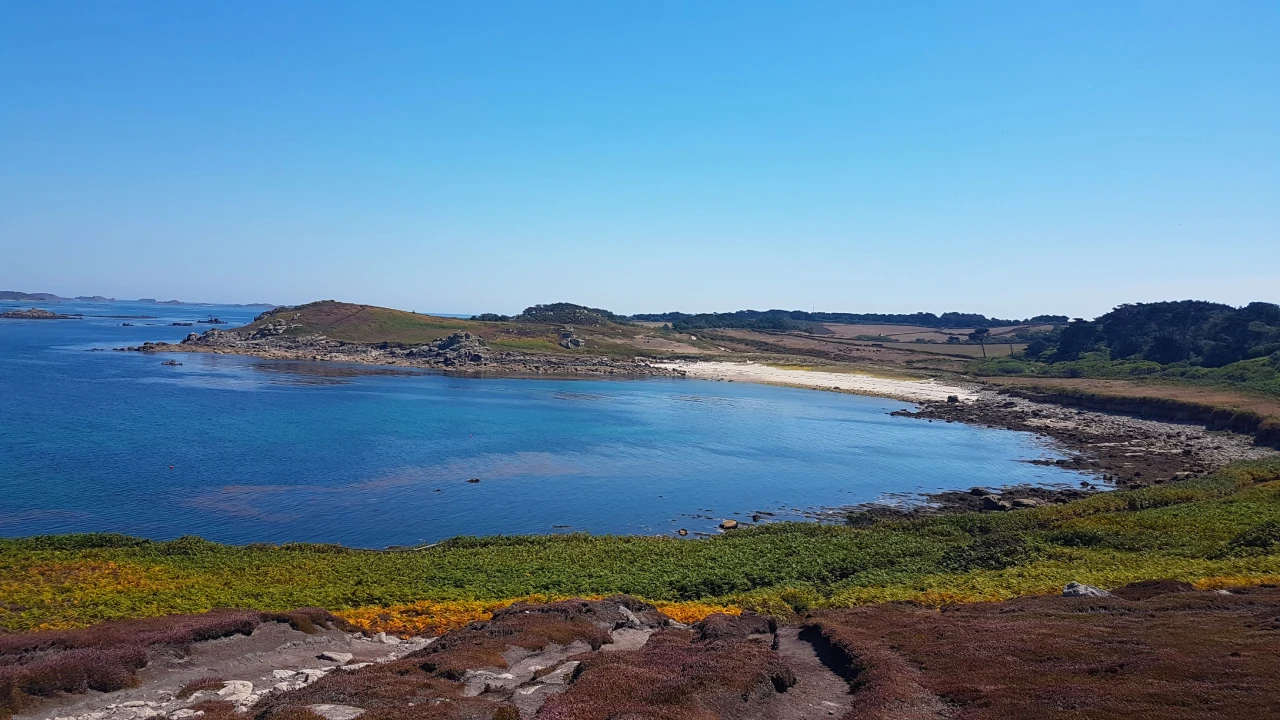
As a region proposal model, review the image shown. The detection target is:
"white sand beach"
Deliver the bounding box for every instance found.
[655,360,978,403]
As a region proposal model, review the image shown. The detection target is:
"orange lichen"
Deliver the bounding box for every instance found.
[336,595,605,637]
[651,601,742,624]
[1192,574,1280,590]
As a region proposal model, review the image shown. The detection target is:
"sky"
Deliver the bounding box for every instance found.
[1,2,1276,319]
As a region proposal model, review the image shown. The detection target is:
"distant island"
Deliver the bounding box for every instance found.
[0,290,275,308]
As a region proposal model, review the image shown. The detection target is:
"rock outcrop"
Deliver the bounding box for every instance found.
[121,328,682,378]
[0,307,77,319]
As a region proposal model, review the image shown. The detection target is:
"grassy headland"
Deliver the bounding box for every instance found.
[5,459,1280,635]
[235,300,670,359]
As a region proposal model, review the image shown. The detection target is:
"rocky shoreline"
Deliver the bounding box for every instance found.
[895,389,1276,488]
[820,388,1279,524]
[118,327,686,377]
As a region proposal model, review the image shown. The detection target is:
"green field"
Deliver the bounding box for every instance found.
[5,460,1280,633]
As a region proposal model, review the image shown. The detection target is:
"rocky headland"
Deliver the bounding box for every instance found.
[119,327,685,377]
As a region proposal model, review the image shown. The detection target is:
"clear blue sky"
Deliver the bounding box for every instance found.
[1,2,1276,318]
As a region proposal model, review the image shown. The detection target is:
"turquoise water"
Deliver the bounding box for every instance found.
[0,300,1084,547]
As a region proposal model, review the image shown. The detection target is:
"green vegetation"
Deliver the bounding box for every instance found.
[238,301,660,359]
[632,309,1068,333]
[5,460,1280,632]
[477,303,631,326]
[973,352,1280,397]
[970,300,1280,396]
[248,301,481,344]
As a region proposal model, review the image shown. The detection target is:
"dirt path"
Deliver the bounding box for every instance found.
[770,628,853,718]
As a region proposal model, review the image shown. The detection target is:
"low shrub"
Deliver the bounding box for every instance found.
[158,535,221,556]
[939,535,1038,572]
[177,676,225,699]
[0,533,151,551]
[1044,527,1115,548]
[1229,520,1280,551]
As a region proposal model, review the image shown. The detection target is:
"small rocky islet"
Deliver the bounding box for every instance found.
[0,306,78,319]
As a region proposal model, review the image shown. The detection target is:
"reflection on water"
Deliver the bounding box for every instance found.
[245,359,434,381]
[550,391,607,402]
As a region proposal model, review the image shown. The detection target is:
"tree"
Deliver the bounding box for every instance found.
[1023,338,1051,360]
[968,328,990,358]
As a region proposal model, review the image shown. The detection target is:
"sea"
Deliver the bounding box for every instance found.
[0,300,1087,547]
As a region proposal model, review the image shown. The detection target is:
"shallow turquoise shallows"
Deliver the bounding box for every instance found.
[0,301,1085,547]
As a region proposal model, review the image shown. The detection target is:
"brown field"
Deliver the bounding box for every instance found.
[822,322,1052,342]
[709,328,1024,362]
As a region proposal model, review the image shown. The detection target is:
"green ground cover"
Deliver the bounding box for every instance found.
[4,460,1280,633]
[971,354,1280,397]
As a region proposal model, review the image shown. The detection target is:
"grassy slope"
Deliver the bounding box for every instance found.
[240,301,483,344]
[4,460,1280,633]
[240,301,665,358]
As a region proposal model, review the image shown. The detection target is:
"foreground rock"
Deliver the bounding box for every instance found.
[119,330,682,378]
[8,613,433,720]
[13,587,1280,719]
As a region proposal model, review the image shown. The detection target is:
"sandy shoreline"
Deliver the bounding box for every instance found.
[655,360,977,402]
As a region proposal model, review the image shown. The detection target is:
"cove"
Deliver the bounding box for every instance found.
[0,301,1086,547]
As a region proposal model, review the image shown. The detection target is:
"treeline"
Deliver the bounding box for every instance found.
[1026,301,1280,368]
[473,302,630,326]
[631,309,1069,334]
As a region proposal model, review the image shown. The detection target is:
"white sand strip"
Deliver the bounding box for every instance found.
[655,361,977,403]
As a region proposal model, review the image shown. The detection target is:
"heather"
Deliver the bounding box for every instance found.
[0,609,346,718]
[808,585,1280,719]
